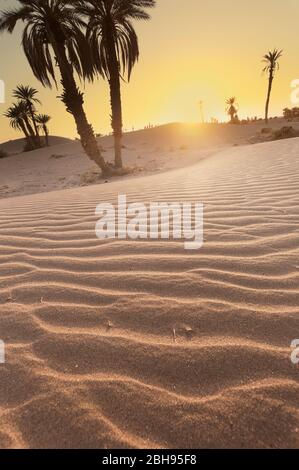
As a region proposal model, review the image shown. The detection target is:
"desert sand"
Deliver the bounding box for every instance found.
[0,124,299,448]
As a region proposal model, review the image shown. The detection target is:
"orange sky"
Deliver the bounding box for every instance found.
[0,0,299,142]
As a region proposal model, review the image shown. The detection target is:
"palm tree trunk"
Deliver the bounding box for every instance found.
[23,116,36,149]
[265,73,273,124]
[107,30,123,169]
[49,36,109,175]
[29,104,41,147]
[19,121,33,147]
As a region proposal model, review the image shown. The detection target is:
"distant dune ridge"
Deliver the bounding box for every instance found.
[1,120,299,200]
[0,133,298,448]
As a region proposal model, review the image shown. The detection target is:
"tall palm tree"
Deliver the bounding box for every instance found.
[13,85,41,146]
[78,0,156,169]
[225,97,238,123]
[263,49,283,124]
[36,114,51,146]
[4,101,35,148]
[0,0,109,174]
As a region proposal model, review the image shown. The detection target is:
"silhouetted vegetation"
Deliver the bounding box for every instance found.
[258,125,299,143]
[0,3,291,171]
[0,0,110,173]
[36,114,52,147]
[78,0,156,169]
[4,87,50,151]
[283,107,299,121]
[13,85,42,147]
[0,0,156,174]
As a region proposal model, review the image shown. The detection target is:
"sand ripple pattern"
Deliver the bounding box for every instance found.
[0,139,299,448]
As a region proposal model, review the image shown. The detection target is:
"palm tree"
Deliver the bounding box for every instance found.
[225,97,238,123]
[4,101,35,148]
[13,85,41,146]
[36,114,51,146]
[263,49,283,124]
[0,0,109,174]
[78,0,156,169]
[199,100,205,124]
[283,108,292,120]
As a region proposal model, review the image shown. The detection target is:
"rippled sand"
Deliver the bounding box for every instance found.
[0,137,298,448]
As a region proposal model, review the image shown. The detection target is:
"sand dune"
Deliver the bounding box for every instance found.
[0,136,299,448]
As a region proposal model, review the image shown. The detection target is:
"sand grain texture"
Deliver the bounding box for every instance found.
[0,137,299,448]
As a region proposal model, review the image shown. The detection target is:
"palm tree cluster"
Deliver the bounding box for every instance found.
[4,85,51,150]
[0,0,156,175]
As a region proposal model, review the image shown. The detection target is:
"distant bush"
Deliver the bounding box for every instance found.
[0,148,8,159]
[261,128,272,134]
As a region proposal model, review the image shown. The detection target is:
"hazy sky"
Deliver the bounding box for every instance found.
[0,0,299,142]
